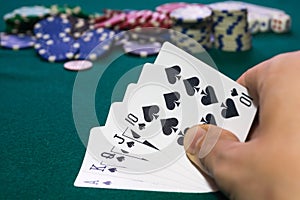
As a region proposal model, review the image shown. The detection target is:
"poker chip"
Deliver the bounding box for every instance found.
[209,2,247,14]
[222,1,290,34]
[94,13,126,29]
[93,9,172,31]
[75,28,115,60]
[33,15,71,39]
[155,2,188,15]
[34,35,80,62]
[169,29,208,54]
[170,4,213,49]
[64,60,93,71]
[113,31,129,46]
[170,4,212,24]
[0,32,35,50]
[126,28,170,43]
[50,4,89,18]
[13,6,50,19]
[3,6,50,34]
[68,16,92,38]
[209,2,251,52]
[123,41,161,57]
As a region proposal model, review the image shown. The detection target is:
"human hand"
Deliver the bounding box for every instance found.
[184,51,300,200]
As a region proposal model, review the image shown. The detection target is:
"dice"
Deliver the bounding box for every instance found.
[271,13,291,33]
[247,13,260,34]
[258,14,271,32]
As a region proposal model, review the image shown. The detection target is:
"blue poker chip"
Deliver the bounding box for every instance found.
[34,35,80,62]
[33,14,71,39]
[0,32,35,50]
[75,28,115,60]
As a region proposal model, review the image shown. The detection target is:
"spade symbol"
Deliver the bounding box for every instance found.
[160,118,179,136]
[200,113,217,125]
[138,123,146,130]
[201,85,218,105]
[221,98,239,118]
[183,77,200,96]
[117,156,125,162]
[231,88,238,96]
[142,105,160,122]
[164,92,181,110]
[108,168,117,173]
[165,65,181,84]
[127,141,135,148]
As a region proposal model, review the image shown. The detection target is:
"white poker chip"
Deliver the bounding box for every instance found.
[170,5,212,23]
[209,2,247,12]
[64,60,93,71]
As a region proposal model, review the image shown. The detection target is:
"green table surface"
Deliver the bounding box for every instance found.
[1,0,299,199]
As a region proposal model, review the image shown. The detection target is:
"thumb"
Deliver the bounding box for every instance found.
[184,124,240,179]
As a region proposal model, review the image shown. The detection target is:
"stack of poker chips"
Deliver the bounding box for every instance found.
[209,2,251,52]
[49,4,90,18]
[33,14,115,62]
[93,9,172,30]
[3,6,50,34]
[223,1,291,34]
[169,4,213,50]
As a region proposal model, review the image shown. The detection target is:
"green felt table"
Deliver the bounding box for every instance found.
[0,0,299,199]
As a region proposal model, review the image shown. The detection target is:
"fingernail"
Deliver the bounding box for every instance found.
[184,126,206,155]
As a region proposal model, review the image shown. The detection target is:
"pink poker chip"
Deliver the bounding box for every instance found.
[94,13,126,28]
[137,10,153,23]
[155,2,188,15]
[64,60,93,71]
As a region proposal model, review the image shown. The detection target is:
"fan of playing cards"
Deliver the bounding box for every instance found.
[74,42,257,193]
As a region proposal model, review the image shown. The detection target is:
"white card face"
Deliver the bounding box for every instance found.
[105,101,213,188]
[154,42,257,142]
[74,124,216,193]
[74,154,172,192]
[107,80,201,175]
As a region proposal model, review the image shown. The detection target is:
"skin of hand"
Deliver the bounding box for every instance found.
[184,51,300,200]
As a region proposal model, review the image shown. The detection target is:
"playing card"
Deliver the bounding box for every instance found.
[154,42,257,142]
[108,82,198,173]
[74,157,188,192]
[75,42,257,193]
[105,80,217,191]
[106,100,211,187]
[74,123,216,192]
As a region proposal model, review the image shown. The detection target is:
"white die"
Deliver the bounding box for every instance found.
[258,13,271,32]
[271,13,291,33]
[247,13,260,34]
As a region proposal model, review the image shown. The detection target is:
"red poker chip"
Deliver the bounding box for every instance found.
[94,13,126,28]
[138,10,153,23]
